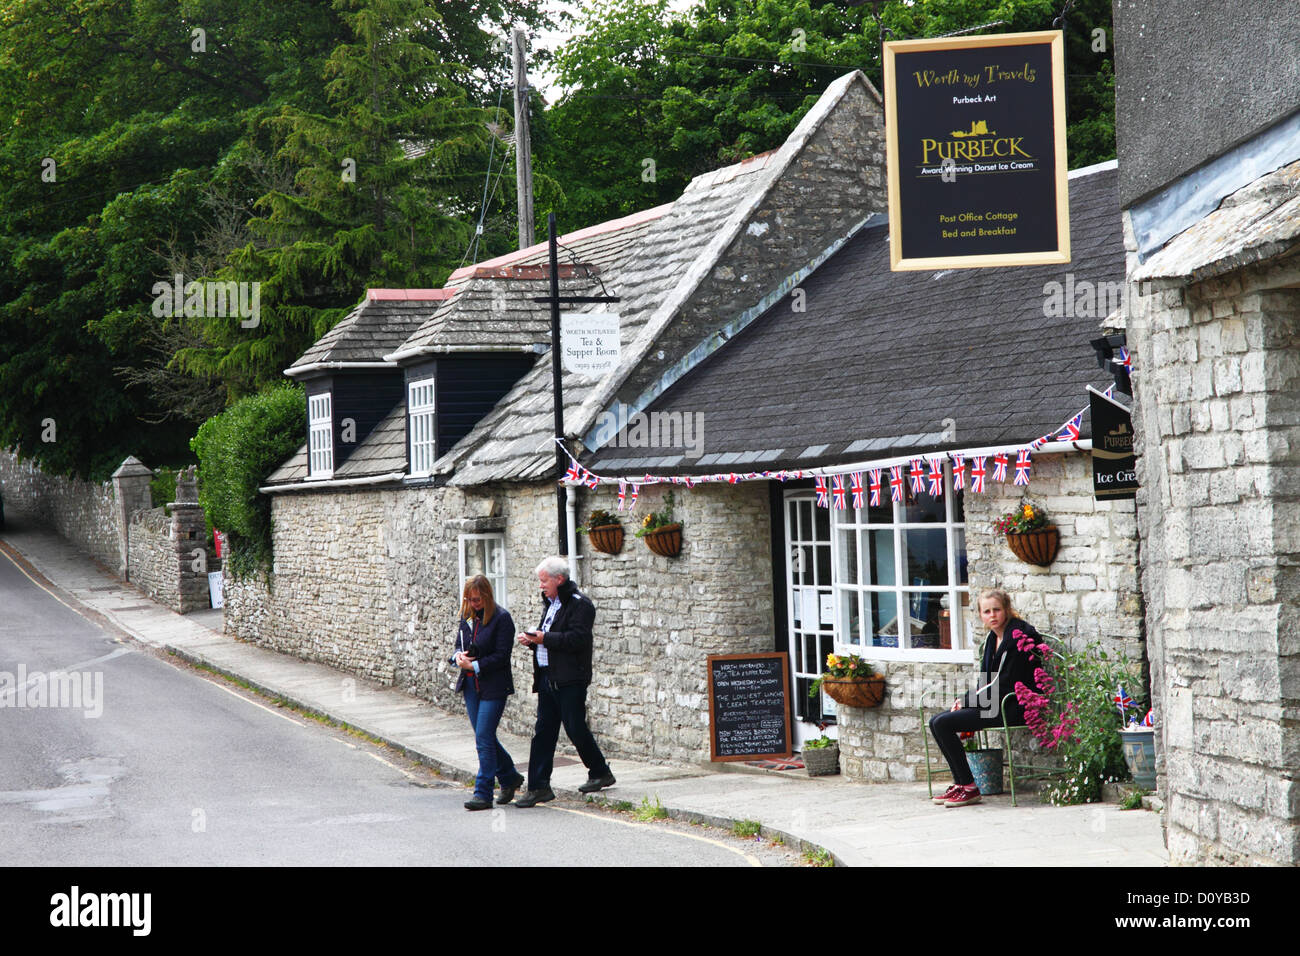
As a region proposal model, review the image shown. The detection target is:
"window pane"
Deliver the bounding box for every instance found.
[813,503,829,539]
[866,494,893,524]
[905,528,949,585]
[839,589,861,646]
[954,528,968,584]
[904,483,945,523]
[835,529,857,583]
[815,543,831,585]
[954,488,965,522]
[869,530,896,586]
[904,591,944,648]
[869,592,902,648]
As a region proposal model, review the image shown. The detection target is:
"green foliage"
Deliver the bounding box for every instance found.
[634,795,669,821]
[803,846,833,866]
[150,467,180,507]
[633,489,675,537]
[190,384,305,577]
[577,508,619,534]
[802,734,836,750]
[732,818,762,838]
[1119,788,1146,811]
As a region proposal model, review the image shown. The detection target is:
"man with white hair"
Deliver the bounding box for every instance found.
[514,555,615,806]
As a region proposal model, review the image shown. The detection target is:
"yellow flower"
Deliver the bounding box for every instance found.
[1023,504,1033,517]
[827,654,839,668]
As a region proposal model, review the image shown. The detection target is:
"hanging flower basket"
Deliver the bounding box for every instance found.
[1005,526,1059,566]
[587,524,624,555]
[820,675,886,708]
[641,522,682,557]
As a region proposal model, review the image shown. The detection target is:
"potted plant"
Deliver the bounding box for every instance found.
[809,652,885,708]
[1119,703,1157,790]
[802,734,840,776]
[1011,630,1145,805]
[579,508,623,555]
[961,732,1004,794]
[635,490,682,557]
[994,500,1058,566]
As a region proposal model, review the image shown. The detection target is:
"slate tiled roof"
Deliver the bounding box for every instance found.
[1134,157,1300,285]
[441,151,782,486]
[586,162,1125,474]
[286,289,454,376]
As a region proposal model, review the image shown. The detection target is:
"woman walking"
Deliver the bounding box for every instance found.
[452,575,525,810]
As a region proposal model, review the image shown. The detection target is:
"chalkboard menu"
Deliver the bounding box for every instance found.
[707,653,792,762]
[883,30,1070,271]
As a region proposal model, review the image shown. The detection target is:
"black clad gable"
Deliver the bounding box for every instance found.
[306,372,404,469]
[404,354,536,460]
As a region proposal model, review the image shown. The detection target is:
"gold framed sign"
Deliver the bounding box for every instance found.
[884,30,1070,271]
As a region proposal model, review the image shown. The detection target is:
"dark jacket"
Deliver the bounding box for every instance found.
[530,578,596,690]
[452,607,516,700]
[963,617,1042,723]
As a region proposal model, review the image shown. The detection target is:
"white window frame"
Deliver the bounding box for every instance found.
[830,463,971,662]
[307,392,333,479]
[408,378,437,477]
[458,532,507,607]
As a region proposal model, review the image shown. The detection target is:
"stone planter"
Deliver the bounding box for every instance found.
[1005,526,1059,566]
[1119,727,1157,789]
[967,748,1004,794]
[640,522,682,557]
[586,524,624,555]
[802,743,840,776]
[821,675,886,708]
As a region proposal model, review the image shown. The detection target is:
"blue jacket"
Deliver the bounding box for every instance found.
[452,607,516,700]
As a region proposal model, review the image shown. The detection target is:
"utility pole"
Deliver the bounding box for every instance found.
[513,28,535,250]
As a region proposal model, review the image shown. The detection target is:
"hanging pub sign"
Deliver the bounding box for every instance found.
[1089,385,1138,500]
[884,30,1070,271]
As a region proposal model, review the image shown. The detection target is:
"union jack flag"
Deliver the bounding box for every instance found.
[831,474,847,510]
[1141,709,1153,727]
[971,457,987,493]
[927,458,944,497]
[815,476,830,508]
[952,454,966,491]
[727,473,739,484]
[564,463,581,483]
[1118,347,1132,370]
[1013,449,1032,486]
[587,471,600,490]
[617,482,627,509]
[1114,684,1134,715]
[869,469,882,507]
[1103,384,1115,398]
[1030,432,1055,449]
[909,458,924,495]
[850,472,865,509]
[889,465,904,502]
[683,476,695,488]
[1060,413,1083,441]
[992,453,1009,482]
[628,485,639,509]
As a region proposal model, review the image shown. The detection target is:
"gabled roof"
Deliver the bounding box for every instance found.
[445,70,886,486]
[285,289,454,377]
[585,161,1125,474]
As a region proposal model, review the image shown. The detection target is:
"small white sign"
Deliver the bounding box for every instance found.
[819,593,835,626]
[561,312,620,375]
[800,587,820,632]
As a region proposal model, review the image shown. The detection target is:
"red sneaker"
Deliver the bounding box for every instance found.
[944,785,982,807]
[932,784,961,805]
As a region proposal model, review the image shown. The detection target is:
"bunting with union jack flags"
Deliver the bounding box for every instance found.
[992,453,1009,482]
[908,458,924,495]
[617,482,627,510]
[869,469,882,507]
[1060,413,1083,441]
[815,476,830,508]
[831,474,847,510]
[926,458,944,497]
[850,472,865,509]
[889,465,904,502]
[952,454,966,491]
[971,457,987,493]
[1013,449,1032,486]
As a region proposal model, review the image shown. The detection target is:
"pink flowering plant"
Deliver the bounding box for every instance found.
[1011,630,1143,805]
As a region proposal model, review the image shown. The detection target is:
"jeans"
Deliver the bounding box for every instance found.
[928,708,1010,787]
[464,683,521,801]
[527,673,610,791]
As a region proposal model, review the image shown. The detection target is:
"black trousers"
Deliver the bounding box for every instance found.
[928,708,1010,786]
[527,672,610,790]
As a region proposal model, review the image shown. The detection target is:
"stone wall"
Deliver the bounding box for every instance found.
[1128,254,1300,865]
[126,503,220,614]
[0,450,121,573]
[836,451,1146,783]
[225,479,776,766]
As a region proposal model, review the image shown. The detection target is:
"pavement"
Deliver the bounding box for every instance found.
[0,517,1170,867]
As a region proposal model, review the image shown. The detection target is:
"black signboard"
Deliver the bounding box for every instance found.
[884,31,1069,270]
[707,653,792,762]
[1090,386,1138,500]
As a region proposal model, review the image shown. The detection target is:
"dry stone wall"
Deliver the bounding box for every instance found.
[1128,254,1300,865]
[0,450,121,572]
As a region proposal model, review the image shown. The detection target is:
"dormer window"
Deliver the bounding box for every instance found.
[408,378,437,476]
[308,393,334,478]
